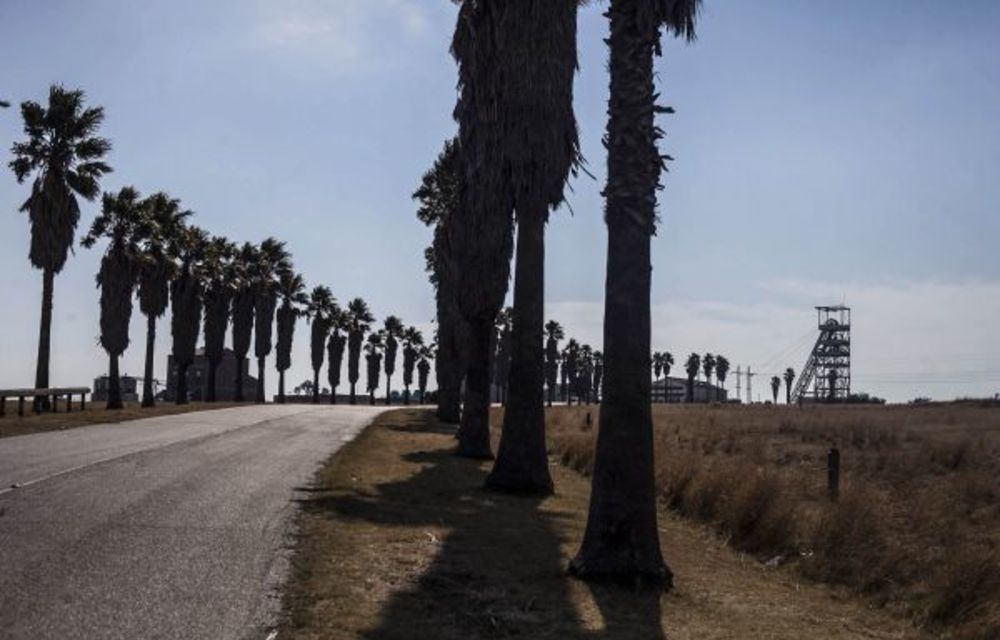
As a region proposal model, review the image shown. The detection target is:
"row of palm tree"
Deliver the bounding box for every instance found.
[7,85,433,410]
[416,0,702,588]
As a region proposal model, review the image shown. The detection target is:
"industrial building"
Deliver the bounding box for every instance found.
[164,348,256,402]
[652,376,728,404]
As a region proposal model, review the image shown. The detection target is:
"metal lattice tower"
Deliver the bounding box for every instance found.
[791,306,851,403]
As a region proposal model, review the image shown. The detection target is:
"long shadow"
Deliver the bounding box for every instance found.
[303,411,666,639]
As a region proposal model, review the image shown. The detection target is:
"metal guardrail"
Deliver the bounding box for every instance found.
[0,387,91,417]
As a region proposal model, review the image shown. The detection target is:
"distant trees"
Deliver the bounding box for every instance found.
[201,237,236,403]
[401,326,423,405]
[417,346,432,404]
[685,353,701,403]
[382,316,404,405]
[9,85,111,411]
[784,368,796,404]
[365,332,384,406]
[251,239,290,404]
[345,298,374,405]
[715,356,730,399]
[544,320,564,406]
[308,286,337,404]
[274,269,307,404]
[169,226,208,404]
[327,317,347,404]
[770,376,781,403]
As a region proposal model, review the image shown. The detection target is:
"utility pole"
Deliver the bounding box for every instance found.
[734,365,742,403]
[746,367,756,405]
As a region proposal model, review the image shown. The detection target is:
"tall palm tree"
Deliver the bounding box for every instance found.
[326,310,347,404]
[401,326,424,405]
[308,286,336,404]
[137,193,191,406]
[702,353,716,402]
[663,351,674,379]
[544,320,564,407]
[685,352,701,403]
[382,315,404,405]
[592,350,604,403]
[770,376,781,404]
[577,344,594,405]
[365,332,384,406]
[572,0,702,589]
[201,236,237,402]
[415,138,465,424]
[417,346,432,404]
[715,355,730,400]
[170,226,208,404]
[275,269,307,404]
[9,85,111,411]
[253,238,292,403]
[652,352,664,380]
[563,339,580,405]
[230,243,257,402]
[81,186,145,410]
[783,367,796,405]
[345,297,374,405]
[450,1,520,460]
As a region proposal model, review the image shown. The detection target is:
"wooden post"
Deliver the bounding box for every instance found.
[827,447,840,501]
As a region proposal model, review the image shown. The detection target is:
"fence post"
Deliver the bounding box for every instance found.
[586,411,592,427]
[827,447,840,501]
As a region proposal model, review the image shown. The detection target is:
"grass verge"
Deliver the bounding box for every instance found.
[279,408,922,639]
[0,401,240,439]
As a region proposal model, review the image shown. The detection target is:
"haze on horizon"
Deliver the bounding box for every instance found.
[1,0,998,403]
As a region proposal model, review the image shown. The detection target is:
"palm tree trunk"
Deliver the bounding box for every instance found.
[256,357,266,403]
[369,389,375,405]
[107,353,123,410]
[207,359,219,402]
[385,375,392,405]
[404,386,410,405]
[142,314,156,407]
[33,268,54,413]
[487,212,552,493]
[312,370,320,404]
[235,359,245,402]
[349,382,356,405]
[176,363,189,405]
[330,384,338,404]
[571,1,670,587]
[278,370,286,404]
[457,316,494,459]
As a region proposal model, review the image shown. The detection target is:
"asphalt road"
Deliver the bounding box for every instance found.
[0,404,387,640]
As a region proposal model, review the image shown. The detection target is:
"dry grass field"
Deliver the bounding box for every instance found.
[281,409,923,639]
[546,403,1000,640]
[0,401,239,438]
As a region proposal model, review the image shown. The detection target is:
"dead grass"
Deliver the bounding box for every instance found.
[0,401,240,439]
[280,408,924,639]
[544,403,1000,640]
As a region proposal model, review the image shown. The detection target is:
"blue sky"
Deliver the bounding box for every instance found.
[2,0,999,402]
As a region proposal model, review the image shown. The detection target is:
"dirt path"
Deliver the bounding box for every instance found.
[280,409,923,639]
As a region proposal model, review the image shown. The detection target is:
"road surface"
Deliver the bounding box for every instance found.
[0,404,386,640]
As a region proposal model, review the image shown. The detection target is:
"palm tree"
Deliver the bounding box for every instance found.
[365,332,384,406]
[544,320,564,407]
[592,351,604,403]
[401,326,424,405]
[577,345,594,405]
[663,351,674,379]
[170,226,208,404]
[345,298,374,405]
[450,2,521,460]
[652,352,664,380]
[201,236,236,403]
[702,353,716,402]
[415,138,465,423]
[770,376,781,404]
[326,310,347,404]
[253,238,292,403]
[715,355,730,400]
[382,315,404,405]
[9,85,112,411]
[572,0,701,589]
[136,193,190,407]
[308,286,337,404]
[230,243,257,402]
[275,269,307,404]
[81,186,145,409]
[563,339,580,405]
[685,353,701,403]
[783,367,796,405]
[417,346,432,404]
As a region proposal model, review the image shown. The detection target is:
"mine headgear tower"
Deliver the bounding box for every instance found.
[791,305,851,403]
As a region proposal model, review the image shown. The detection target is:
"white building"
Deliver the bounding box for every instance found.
[651,376,728,404]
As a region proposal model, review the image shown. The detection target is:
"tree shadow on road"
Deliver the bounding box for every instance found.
[300,410,666,639]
